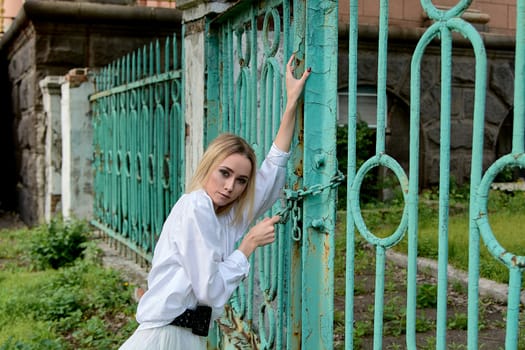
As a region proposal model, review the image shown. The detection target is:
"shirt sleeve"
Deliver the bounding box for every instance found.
[251,143,290,221]
[174,195,250,309]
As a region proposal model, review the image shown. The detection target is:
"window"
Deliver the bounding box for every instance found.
[337,86,386,129]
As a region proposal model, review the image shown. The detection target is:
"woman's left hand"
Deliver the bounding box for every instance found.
[273,54,311,152]
[285,54,311,106]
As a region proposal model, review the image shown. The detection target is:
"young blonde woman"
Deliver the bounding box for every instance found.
[119,54,311,349]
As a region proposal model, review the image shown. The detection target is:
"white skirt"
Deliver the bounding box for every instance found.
[119,325,207,350]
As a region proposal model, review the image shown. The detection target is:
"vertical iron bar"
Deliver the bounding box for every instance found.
[465,18,488,350]
[375,0,389,153]
[372,247,386,350]
[513,0,525,154]
[407,25,437,349]
[345,0,358,348]
[436,25,452,350]
[505,268,522,349]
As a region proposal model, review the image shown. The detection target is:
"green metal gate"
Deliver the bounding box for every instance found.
[205,1,339,348]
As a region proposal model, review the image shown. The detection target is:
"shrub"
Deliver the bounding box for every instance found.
[29,219,89,270]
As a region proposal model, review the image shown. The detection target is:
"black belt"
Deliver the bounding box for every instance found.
[170,305,212,337]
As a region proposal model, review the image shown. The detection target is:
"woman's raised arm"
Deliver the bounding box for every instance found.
[273,54,311,152]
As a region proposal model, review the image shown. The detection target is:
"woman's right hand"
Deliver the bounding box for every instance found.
[238,215,281,258]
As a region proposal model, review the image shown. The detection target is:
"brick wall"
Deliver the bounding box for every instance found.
[339,0,515,35]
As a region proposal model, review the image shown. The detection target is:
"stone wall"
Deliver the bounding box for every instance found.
[338,26,515,188]
[0,0,181,225]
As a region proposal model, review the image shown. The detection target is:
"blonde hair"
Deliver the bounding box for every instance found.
[188,133,257,224]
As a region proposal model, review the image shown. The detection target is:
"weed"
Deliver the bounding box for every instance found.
[29,219,89,270]
[387,344,403,350]
[354,320,373,337]
[415,312,434,333]
[419,336,437,350]
[448,312,468,330]
[416,283,438,308]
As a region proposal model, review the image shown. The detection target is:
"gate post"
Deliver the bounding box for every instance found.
[39,76,63,222]
[301,0,339,348]
[176,0,236,183]
[60,68,94,220]
[175,4,240,348]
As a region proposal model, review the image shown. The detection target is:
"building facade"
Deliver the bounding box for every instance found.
[0,0,181,224]
[338,0,517,188]
[0,0,519,224]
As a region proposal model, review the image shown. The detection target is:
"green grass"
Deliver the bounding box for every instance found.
[0,270,63,344]
[357,189,525,285]
[0,224,138,349]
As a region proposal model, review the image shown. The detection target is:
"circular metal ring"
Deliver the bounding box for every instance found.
[263,8,281,57]
[235,26,251,67]
[349,154,409,248]
[475,153,525,269]
[420,0,472,21]
[258,303,275,348]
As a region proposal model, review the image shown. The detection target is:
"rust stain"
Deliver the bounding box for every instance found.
[294,244,301,258]
[298,127,304,143]
[295,159,304,177]
[510,255,525,268]
[217,305,260,349]
[324,240,330,260]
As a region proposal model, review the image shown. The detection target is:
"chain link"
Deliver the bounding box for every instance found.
[275,170,345,241]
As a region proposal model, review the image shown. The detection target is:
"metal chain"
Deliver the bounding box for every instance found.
[275,170,345,241]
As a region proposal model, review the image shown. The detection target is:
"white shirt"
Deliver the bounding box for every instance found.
[136,144,290,330]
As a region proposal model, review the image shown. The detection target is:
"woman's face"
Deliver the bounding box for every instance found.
[204,153,252,211]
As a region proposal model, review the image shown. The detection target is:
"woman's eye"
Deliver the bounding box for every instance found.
[220,169,230,177]
[237,178,247,185]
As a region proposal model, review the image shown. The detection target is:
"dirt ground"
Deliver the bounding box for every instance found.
[334,243,514,349]
[0,210,25,230]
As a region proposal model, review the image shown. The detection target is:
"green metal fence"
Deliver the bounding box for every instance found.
[89,0,524,349]
[346,0,524,349]
[90,34,184,262]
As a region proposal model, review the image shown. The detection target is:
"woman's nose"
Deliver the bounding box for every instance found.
[224,178,234,191]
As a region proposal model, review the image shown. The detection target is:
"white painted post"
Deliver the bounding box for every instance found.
[39,76,63,222]
[177,0,235,183]
[60,68,94,220]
